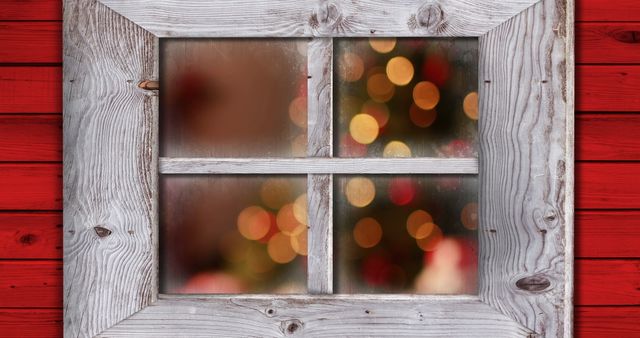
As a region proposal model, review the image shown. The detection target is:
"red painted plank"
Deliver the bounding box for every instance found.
[577,163,640,209]
[0,261,61,308]
[0,213,62,259]
[576,114,640,161]
[0,309,62,337]
[576,259,640,306]
[0,164,61,210]
[576,307,640,338]
[576,211,640,258]
[0,0,61,21]
[0,115,61,162]
[577,66,640,112]
[577,23,640,64]
[0,22,61,63]
[577,0,640,21]
[0,67,61,113]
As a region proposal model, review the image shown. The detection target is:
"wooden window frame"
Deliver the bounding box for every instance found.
[63,0,574,336]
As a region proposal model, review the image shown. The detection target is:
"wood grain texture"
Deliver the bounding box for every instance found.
[63,0,157,336]
[0,67,61,113]
[307,174,332,294]
[307,38,332,157]
[0,164,61,210]
[0,115,62,161]
[575,259,640,306]
[0,261,62,308]
[159,158,479,174]
[576,66,640,112]
[576,162,640,209]
[0,309,62,337]
[0,213,62,259]
[102,296,532,337]
[577,0,640,21]
[577,23,640,64]
[576,114,640,161]
[0,0,62,21]
[0,22,61,63]
[99,0,540,37]
[576,211,640,258]
[479,0,572,336]
[575,307,640,338]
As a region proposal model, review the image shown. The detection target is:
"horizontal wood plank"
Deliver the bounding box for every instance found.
[576,259,640,306]
[0,115,61,162]
[0,261,62,308]
[576,211,640,258]
[0,67,61,113]
[577,0,640,22]
[577,23,640,64]
[160,157,479,174]
[575,306,640,338]
[0,309,62,337]
[0,164,61,210]
[0,213,62,259]
[0,22,61,63]
[576,114,640,161]
[0,0,61,21]
[576,66,640,112]
[576,162,640,209]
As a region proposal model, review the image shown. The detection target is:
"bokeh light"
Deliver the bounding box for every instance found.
[416,225,443,252]
[345,177,376,207]
[367,73,395,103]
[369,38,397,53]
[290,226,308,256]
[268,232,297,264]
[288,96,308,129]
[277,203,304,235]
[409,104,437,128]
[383,140,412,158]
[293,193,308,225]
[349,114,379,145]
[361,101,390,128]
[353,217,383,248]
[237,206,271,240]
[406,210,434,239]
[386,56,415,86]
[388,177,416,205]
[413,81,440,110]
[461,202,478,230]
[463,92,479,120]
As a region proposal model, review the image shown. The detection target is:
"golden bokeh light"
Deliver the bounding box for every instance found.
[383,140,412,158]
[290,225,308,256]
[361,100,390,128]
[413,81,440,110]
[345,177,376,208]
[349,113,379,145]
[293,193,308,225]
[386,56,414,86]
[463,92,479,120]
[367,73,395,103]
[237,206,271,240]
[416,225,443,252]
[406,210,434,239]
[267,232,297,264]
[291,133,307,157]
[288,96,307,128]
[409,104,437,128]
[353,217,383,248]
[338,52,365,82]
[276,203,304,235]
[260,178,292,210]
[369,38,397,54]
[461,202,479,230]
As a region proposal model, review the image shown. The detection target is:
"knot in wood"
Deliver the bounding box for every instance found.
[93,226,112,238]
[310,1,341,31]
[416,2,443,30]
[19,234,37,245]
[265,308,276,317]
[281,319,303,335]
[516,275,551,292]
[612,30,640,44]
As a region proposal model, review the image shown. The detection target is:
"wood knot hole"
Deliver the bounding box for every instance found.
[516,275,551,292]
[612,30,640,44]
[266,308,275,317]
[416,2,443,29]
[94,226,112,238]
[19,234,37,245]
[281,319,303,335]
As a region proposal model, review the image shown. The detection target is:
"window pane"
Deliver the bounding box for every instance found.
[160,175,307,294]
[334,38,478,158]
[160,39,309,157]
[334,175,478,294]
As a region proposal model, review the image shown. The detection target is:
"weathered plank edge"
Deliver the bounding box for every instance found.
[307,174,333,294]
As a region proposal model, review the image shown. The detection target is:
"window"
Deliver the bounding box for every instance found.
[63,0,574,337]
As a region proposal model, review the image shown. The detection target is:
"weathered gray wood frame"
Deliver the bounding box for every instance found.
[63,0,574,337]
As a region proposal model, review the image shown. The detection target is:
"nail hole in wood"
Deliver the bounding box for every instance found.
[94,226,112,238]
[516,275,551,292]
[266,308,275,316]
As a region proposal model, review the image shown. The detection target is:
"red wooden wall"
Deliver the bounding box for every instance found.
[0,0,639,336]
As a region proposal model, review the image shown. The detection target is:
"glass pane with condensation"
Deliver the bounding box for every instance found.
[334,175,478,294]
[334,38,478,158]
[160,175,308,294]
[160,39,309,157]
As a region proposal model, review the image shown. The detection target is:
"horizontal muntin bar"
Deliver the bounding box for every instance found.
[159,157,478,174]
